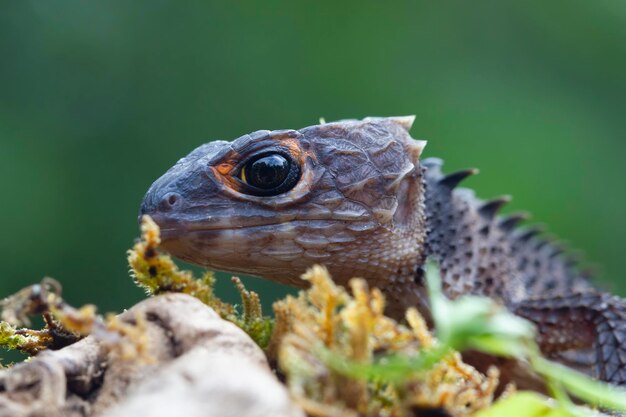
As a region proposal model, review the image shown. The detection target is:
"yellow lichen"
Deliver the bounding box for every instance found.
[229,276,274,349]
[274,265,499,417]
[1,216,499,416]
[127,215,273,349]
[50,303,98,336]
[0,321,52,355]
[104,312,153,362]
[0,277,153,363]
[128,216,235,317]
[2,214,623,416]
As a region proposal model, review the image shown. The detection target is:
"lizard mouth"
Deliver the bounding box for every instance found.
[147,212,288,233]
[157,222,289,241]
[148,212,366,242]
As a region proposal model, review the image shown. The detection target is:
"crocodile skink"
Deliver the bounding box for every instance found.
[140,116,626,386]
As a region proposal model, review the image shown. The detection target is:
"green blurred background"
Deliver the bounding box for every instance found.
[1,1,625,320]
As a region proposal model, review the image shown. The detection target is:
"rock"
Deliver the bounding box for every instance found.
[102,348,303,417]
[0,294,303,417]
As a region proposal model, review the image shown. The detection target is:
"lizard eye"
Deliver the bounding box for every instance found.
[239,152,300,196]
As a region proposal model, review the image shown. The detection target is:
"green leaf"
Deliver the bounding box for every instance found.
[318,343,452,382]
[532,356,626,412]
[472,392,587,417]
[425,261,626,414]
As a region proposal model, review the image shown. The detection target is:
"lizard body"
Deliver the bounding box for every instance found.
[140,116,626,386]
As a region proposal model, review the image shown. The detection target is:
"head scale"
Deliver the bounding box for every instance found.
[140,116,428,289]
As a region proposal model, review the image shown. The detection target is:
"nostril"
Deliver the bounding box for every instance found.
[161,192,182,210]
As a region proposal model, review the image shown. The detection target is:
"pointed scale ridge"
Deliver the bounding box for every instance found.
[478,195,512,219]
[438,168,479,189]
[499,212,530,232]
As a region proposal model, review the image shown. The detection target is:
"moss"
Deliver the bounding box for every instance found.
[2,216,625,417]
[125,217,494,417]
[128,216,235,317]
[229,276,274,350]
[0,321,45,353]
[127,216,274,349]
[272,265,498,417]
[0,276,150,361]
[0,279,80,355]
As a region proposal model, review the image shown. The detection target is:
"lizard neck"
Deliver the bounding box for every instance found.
[356,162,430,320]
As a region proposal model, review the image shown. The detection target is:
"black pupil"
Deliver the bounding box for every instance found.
[246,154,290,189]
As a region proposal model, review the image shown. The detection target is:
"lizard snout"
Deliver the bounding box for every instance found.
[139,181,183,224]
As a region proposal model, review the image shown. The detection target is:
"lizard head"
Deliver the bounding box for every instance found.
[140,116,427,290]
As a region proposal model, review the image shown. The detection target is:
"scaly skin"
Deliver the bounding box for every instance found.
[140,116,626,387]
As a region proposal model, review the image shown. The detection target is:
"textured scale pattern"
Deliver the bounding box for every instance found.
[517,293,626,384]
[422,158,523,303]
[141,116,626,389]
[421,156,625,386]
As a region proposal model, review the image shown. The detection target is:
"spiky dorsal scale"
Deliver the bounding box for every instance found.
[422,160,594,307]
[423,161,517,302]
[499,212,530,232]
[420,159,626,388]
[478,196,512,219]
[439,168,480,189]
